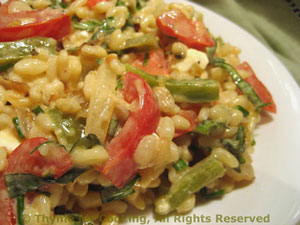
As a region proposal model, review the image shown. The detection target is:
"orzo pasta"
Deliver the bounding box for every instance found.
[0,0,276,224]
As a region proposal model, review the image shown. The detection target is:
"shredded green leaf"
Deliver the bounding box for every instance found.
[221,126,246,164]
[90,17,115,41]
[5,174,55,199]
[30,140,67,154]
[72,20,101,32]
[100,175,140,203]
[235,105,249,117]
[206,39,217,64]
[173,158,188,172]
[108,119,119,137]
[70,134,101,152]
[194,120,226,136]
[32,105,44,116]
[12,117,25,139]
[143,52,149,66]
[17,195,24,225]
[56,167,87,184]
[116,0,125,6]
[200,187,225,199]
[136,0,147,11]
[47,108,85,150]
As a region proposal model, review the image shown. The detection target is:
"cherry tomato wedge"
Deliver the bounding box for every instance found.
[6,137,72,178]
[133,49,169,75]
[156,8,214,50]
[174,110,197,138]
[97,72,160,188]
[236,62,277,113]
[0,7,71,42]
[87,0,106,8]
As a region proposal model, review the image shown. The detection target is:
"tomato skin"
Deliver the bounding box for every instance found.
[156,9,214,50]
[0,176,16,225]
[6,137,72,178]
[174,110,197,138]
[236,62,277,113]
[132,49,169,75]
[87,0,106,8]
[0,8,71,42]
[97,72,160,188]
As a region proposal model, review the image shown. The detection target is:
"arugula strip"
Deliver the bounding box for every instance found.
[32,105,44,116]
[173,158,188,172]
[30,140,67,154]
[200,187,225,199]
[107,119,119,137]
[206,39,217,63]
[12,117,25,139]
[100,175,140,203]
[47,108,84,150]
[90,17,115,41]
[235,105,249,117]
[56,167,87,184]
[5,168,86,199]
[72,20,101,32]
[221,126,246,164]
[212,58,268,110]
[5,174,55,199]
[70,133,101,152]
[194,120,226,136]
[17,195,24,225]
[49,0,67,8]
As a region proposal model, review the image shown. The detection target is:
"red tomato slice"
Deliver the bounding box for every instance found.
[236,62,277,113]
[97,72,160,188]
[156,8,214,50]
[87,0,106,8]
[0,7,71,42]
[132,49,169,75]
[0,176,16,225]
[6,137,72,178]
[174,110,197,138]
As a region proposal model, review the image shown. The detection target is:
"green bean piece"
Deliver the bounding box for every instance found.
[0,37,57,71]
[212,58,266,110]
[121,33,159,51]
[126,65,219,103]
[155,157,225,215]
[47,108,84,150]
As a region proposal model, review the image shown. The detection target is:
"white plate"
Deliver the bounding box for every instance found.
[121,1,300,225]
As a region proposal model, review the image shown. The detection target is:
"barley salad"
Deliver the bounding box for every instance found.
[0,0,277,224]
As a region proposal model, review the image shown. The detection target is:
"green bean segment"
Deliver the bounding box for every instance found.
[155,157,225,215]
[126,64,219,103]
